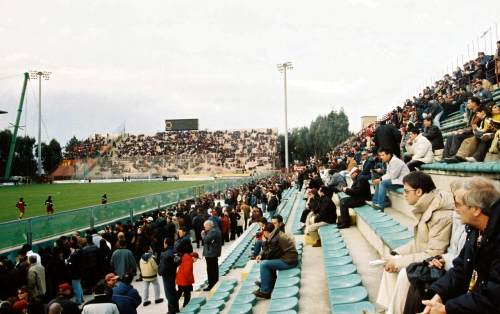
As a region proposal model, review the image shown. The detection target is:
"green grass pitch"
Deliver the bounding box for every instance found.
[0,181,208,223]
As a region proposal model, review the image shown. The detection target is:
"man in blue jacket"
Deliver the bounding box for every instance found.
[112,272,141,314]
[422,177,500,314]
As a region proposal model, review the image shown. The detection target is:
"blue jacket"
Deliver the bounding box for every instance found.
[112,282,141,314]
[158,247,178,280]
[431,200,500,314]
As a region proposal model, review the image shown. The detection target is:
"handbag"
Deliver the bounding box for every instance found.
[406,257,446,289]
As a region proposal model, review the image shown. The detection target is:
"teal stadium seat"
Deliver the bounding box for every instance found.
[329,286,369,305]
[325,264,357,277]
[324,255,353,266]
[267,296,299,313]
[332,301,376,314]
[271,286,300,299]
[327,273,362,289]
[274,276,300,288]
[227,303,252,314]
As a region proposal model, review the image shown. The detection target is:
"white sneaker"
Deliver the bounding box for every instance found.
[465,157,477,162]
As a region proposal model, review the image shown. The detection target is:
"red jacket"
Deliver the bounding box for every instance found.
[176,254,194,286]
[221,216,230,233]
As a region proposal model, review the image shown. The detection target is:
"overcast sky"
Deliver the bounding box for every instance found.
[1,0,499,146]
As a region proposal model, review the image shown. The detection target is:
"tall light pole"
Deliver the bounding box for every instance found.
[277,62,293,172]
[29,70,51,176]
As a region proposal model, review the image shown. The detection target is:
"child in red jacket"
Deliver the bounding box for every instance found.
[176,252,199,307]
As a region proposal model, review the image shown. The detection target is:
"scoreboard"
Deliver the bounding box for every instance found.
[165,119,199,131]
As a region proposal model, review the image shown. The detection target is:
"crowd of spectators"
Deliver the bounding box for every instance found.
[64,134,112,160]
[0,176,292,314]
[92,129,277,177]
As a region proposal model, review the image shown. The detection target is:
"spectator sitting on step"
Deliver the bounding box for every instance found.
[402,180,467,314]
[338,167,371,229]
[404,127,434,172]
[253,223,298,300]
[376,171,454,313]
[304,186,337,247]
[422,177,500,314]
[251,217,268,260]
[422,117,444,160]
[371,148,410,211]
[442,97,482,161]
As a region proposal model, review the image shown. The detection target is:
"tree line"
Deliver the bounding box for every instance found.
[278,109,351,165]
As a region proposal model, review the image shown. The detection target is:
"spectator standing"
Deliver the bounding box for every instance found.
[47,283,80,314]
[374,120,402,158]
[220,211,231,243]
[110,239,137,278]
[202,220,222,291]
[139,247,163,306]
[192,209,205,249]
[174,227,193,256]
[176,252,199,308]
[267,190,279,218]
[26,255,46,300]
[66,240,84,305]
[159,238,179,314]
[82,282,119,314]
[16,198,26,219]
[112,272,141,314]
[82,237,99,292]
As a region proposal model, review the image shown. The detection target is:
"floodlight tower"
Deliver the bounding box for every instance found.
[277,62,293,172]
[29,70,51,176]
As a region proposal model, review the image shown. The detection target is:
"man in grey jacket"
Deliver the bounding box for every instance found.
[27,255,46,299]
[202,220,222,291]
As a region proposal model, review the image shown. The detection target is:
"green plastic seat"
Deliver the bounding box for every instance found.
[219,279,238,287]
[367,215,392,224]
[267,297,299,312]
[188,297,206,306]
[325,264,357,277]
[199,300,225,311]
[332,301,376,314]
[329,286,369,305]
[274,276,300,288]
[271,286,300,299]
[324,255,353,266]
[198,310,220,314]
[327,273,362,289]
[322,236,344,244]
[376,224,406,235]
[382,230,413,241]
[386,238,411,250]
[322,242,346,251]
[232,293,256,305]
[277,268,301,278]
[325,248,349,257]
[372,219,398,229]
[209,291,230,302]
[228,303,252,314]
[180,302,201,313]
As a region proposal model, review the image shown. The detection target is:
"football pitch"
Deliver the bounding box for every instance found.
[0,181,209,223]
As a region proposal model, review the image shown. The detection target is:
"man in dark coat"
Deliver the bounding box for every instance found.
[202,220,222,291]
[267,190,279,218]
[374,120,402,158]
[338,168,371,229]
[174,226,193,256]
[422,117,444,152]
[112,272,141,314]
[422,177,500,314]
[159,238,180,314]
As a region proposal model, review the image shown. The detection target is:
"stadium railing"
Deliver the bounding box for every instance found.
[0,176,267,253]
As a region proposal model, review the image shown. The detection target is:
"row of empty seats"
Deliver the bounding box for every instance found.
[318,224,375,314]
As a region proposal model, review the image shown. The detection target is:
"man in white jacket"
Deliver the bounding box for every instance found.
[405,128,434,171]
[372,147,410,211]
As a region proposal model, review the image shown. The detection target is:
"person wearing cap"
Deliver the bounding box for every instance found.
[104,273,119,289]
[112,272,141,314]
[338,167,371,229]
[82,282,119,314]
[47,283,80,314]
[176,252,199,308]
[139,247,163,307]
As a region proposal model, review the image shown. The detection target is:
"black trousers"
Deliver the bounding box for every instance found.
[443,132,470,158]
[473,139,492,161]
[339,197,366,226]
[406,160,425,172]
[205,257,219,289]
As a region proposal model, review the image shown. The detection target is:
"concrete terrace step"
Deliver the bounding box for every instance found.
[318,225,376,314]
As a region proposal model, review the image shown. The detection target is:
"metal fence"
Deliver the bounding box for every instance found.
[0,177,262,252]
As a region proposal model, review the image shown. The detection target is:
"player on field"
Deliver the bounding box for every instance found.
[16,197,26,219]
[45,196,54,215]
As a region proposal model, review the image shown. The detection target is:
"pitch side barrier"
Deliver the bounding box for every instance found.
[0,176,268,255]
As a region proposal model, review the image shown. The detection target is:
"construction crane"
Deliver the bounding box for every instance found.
[3,72,29,179]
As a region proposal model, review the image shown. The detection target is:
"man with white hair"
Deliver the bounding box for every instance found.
[422,177,500,314]
[202,220,222,291]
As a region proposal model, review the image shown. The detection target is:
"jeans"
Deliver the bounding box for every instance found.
[143,278,160,301]
[71,279,84,305]
[252,239,263,257]
[260,259,296,293]
[162,276,178,314]
[373,180,402,210]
